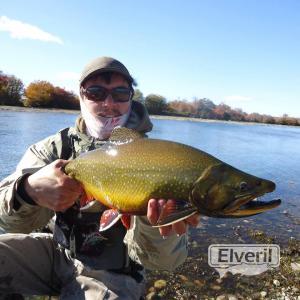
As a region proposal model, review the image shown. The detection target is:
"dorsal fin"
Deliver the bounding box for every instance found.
[109,127,144,144]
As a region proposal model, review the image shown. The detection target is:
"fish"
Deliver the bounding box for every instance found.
[64,127,281,231]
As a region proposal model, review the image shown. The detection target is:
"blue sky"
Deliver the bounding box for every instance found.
[1,0,299,117]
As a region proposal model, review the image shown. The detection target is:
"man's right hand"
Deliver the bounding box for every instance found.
[24,159,83,211]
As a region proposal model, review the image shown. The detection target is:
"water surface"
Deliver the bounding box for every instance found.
[0,110,299,243]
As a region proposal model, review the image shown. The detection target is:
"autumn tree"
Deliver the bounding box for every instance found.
[192,98,216,118]
[167,99,193,116]
[52,87,80,110]
[0,71,24,106]
[24,81,55,107]
[24,81,79,109]
[144,94,167,115]
[132,89,144,103]
[213,103,232,120]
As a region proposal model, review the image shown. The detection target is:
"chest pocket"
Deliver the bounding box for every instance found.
[59,127,107,159]
[54,128,126,260]
[54,206,126,257]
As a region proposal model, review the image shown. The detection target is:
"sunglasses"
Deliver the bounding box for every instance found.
[82,85,132,103]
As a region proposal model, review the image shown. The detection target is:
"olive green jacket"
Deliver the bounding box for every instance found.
[0,101,188,270]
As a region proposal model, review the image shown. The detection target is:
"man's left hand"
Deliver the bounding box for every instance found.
[147,198,200,237]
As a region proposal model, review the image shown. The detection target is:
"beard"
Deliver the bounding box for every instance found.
[95,108,124,118]
[80,99,131,139]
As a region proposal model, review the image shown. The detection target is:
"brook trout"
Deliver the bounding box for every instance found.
[65,128,281,231]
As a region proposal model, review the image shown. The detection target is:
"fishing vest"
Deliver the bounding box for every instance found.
[52,127,128,270]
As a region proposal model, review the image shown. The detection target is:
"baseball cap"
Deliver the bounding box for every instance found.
[79,56,134,86]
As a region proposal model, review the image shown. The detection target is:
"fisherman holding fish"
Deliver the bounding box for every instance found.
[0,56,200,299]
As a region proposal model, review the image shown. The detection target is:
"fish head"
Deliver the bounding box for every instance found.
[191,163,280,217]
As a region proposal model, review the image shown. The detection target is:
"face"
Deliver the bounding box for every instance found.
[81,73,131,117]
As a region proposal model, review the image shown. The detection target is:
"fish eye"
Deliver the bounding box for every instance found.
[239,181,248,192]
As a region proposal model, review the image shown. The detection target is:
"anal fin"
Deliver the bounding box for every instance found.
[121,215,132,230]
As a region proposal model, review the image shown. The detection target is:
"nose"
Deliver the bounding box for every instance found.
[103,94,115,106]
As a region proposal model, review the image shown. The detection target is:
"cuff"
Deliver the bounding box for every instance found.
[15,174,37,209]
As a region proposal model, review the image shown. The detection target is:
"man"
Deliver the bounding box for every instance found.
[0,56,199,299]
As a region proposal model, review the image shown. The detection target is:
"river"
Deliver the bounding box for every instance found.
[0,109,299,298]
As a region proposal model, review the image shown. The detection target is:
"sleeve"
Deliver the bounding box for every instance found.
[124,216,188,271]
[0,132,65,233]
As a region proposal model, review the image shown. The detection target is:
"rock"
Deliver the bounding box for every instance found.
[260,291,267,298]
[216,295,227,300]
[193,279,205,287]
[227,295,238,300]
[216,278,223,284]
[251,292,261,299]
[178,274,188,281]
[146,291,158,300]
[154,279,167,290]
[183,281,195,288]
[210,284,221,291]
[157,290,166,298]
[273,279,280,287]
[292,287,299,293]
[291,262,300,272]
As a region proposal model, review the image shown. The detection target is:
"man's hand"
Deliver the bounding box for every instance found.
[147,198,200,237]
[24,159,83,211]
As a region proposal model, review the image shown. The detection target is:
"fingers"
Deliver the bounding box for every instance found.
[53,159,69,170]
[147,199,172,236]
[159,225,173,237]
[53,159,83,194]
[185,214,200,227]
[147,199,201,238]
[26,159,83,211]
[147,199,158,225]
[147,198,166,225]
[60,175,83,194]
[173,221,187,235]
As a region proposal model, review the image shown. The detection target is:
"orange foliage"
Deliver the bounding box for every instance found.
[24,81,79,109]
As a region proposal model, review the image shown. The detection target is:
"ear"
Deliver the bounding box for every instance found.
[190,163,227,212]
[79,86,85,98]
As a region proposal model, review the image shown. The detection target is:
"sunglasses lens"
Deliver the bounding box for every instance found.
[85,86,107,101]
[111,87,131,102]
[84,86,131,102]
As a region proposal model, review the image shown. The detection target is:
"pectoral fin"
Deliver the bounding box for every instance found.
[99,209,122,232]
[153,199,198,227]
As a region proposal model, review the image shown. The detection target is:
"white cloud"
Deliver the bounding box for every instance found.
[56,72,80,81]
[224,95,252,102]
[0,16,63,44]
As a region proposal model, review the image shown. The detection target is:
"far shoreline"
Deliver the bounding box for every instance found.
[0,105,297,127]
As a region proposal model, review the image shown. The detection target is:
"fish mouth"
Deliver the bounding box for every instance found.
[221,190,281,217]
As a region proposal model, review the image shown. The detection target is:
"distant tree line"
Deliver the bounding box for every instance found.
[0,70,299,126]
[0,71,79,109]
[133,89,300,126]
